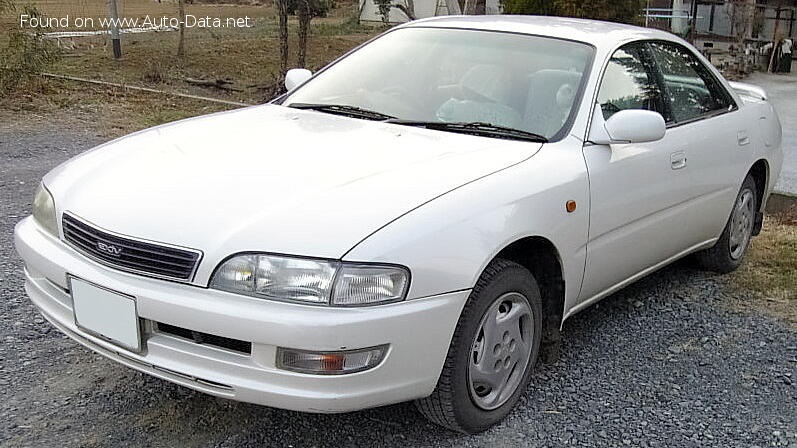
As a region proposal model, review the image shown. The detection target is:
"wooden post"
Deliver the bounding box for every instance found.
[177,0,186,57]
[769,2,782,73]
[689,0,700,44]
[107,0,122,59]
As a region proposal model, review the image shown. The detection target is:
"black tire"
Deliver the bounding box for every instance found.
[695,174,758,273]
[414,258,542,434]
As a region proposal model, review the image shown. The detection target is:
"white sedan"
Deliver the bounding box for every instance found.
[14,16,782,433]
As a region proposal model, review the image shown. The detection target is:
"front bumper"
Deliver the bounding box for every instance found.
[14,217,468,412]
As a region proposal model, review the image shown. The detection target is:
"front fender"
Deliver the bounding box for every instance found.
[342,137,591,317]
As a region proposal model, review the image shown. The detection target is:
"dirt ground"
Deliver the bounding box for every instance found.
[2,0,383,104]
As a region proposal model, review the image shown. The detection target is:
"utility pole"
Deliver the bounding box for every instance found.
[107,0,122,59]
[689,0,700,43]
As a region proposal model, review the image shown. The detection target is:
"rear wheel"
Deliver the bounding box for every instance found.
[695,175,758,273]
[415,258,542,433]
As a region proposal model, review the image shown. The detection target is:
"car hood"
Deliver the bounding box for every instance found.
[46,105,540,272]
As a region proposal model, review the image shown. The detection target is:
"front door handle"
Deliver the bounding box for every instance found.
[670,151,687,170]
[737,130,750,146]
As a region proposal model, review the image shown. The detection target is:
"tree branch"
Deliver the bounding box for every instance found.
[391,3,416,20]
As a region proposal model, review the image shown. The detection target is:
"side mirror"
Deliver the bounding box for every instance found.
[285,68,312,92]
[588,107,666,145]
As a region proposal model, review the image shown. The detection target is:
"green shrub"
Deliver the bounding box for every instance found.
[503,0,646,25]
[0,4,60,96]
[502,0,555,15]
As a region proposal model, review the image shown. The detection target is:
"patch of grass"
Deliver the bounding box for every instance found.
[0,4,61,95]
[0,78,233,137]
[1,0,381,107]
[35,15,376,102]
[140,104,206,128]
[730,213,797,325]
[313,14,388,36]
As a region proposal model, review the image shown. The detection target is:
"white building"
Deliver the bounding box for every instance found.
[359,0,502,23]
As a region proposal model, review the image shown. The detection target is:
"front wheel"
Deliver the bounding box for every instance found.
[415,258,542,433]
[695,174,758,273]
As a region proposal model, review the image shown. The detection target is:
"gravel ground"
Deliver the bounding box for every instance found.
[1,115,796,448]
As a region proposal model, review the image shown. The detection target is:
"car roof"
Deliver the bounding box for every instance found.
[400,15,679,48]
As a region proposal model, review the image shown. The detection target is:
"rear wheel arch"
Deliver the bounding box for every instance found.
[748,159,768,235]
[748,159,769,211]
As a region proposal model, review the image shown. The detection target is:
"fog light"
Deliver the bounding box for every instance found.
[277,345,388,375]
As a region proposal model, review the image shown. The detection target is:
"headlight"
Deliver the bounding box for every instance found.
[32,184,58,236]
[210,254,409,306]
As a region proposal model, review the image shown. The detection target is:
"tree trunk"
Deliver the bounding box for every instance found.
[475,0,485,14]
[297,0,310,68]
[276,0,289,77]
[177,0,186,57]
[445,0,462,14]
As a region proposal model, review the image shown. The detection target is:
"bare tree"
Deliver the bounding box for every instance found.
[276,0,289,78]
[375,0,416,22]
[297,0,310,67]
[394,0,416,19]
[725,0,756,72]
[177,0,186,57]
[726,0,755,43]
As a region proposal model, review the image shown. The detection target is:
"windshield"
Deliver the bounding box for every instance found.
[284,27,594,140]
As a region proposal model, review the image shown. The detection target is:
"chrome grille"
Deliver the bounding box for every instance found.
[62,213,201,282]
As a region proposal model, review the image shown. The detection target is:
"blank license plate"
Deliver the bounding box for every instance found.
[70,277,141,352]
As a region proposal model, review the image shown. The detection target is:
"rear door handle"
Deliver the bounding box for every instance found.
[670,151,687,170]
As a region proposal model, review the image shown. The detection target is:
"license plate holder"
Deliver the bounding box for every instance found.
[69,276,142,353]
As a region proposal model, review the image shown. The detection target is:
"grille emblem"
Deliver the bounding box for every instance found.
[63,213,200,281]
[97,241,123,257]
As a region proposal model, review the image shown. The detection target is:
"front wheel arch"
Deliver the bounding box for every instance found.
[492,236,565,362]
[415,258,543,433]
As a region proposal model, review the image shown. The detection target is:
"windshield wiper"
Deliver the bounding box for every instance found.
[384,120,549,143]
[287,103,395,121]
